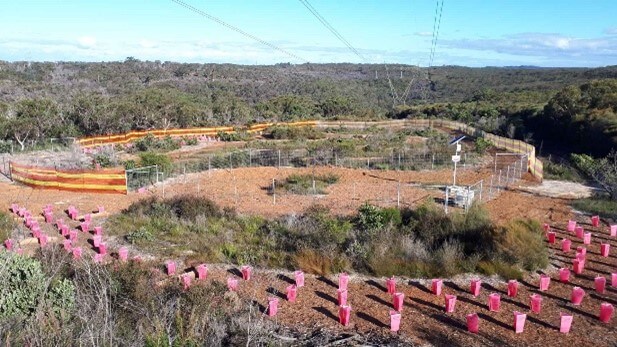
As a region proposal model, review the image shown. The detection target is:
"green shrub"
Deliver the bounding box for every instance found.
[93,153,113,168]
[474,137,491,154]
[266,125,324,140]
[276,173,339,195]
[0,211,16,242]
[139,152,172,173]
[217,131,251,142]
[572,197,617,219]
[495,219,547,271]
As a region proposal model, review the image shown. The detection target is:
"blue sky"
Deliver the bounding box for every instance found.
[1,0,616,67]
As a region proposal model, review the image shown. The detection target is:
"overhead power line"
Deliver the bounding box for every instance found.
[296,0,366,62]
[429,0,444,68]
[170,0,308,63]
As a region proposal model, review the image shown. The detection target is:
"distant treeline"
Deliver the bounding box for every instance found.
[0,60,616,155]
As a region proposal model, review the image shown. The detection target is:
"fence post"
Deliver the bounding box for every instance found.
[229,152,233,170]
[249,148,252,167]
[155,165,159,184]
[208,156,211,177]
[272,178,276,205]
[479,180,483,202]
[278,150,281,168]
[506,166,510,185]
[498,170,502,193]
[432,154,435,170]
[398,152,401,170]
[397,181,401,208]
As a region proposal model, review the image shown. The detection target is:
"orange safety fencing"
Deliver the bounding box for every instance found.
[10,162,127,194]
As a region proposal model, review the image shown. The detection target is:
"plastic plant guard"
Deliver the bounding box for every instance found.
[561,239,571,252]
[80,222,89,233]
[567,220,576,232]
[39,234,48,247]
[572,259,584,275]
[339,272,349,291]
[118,247,128,261]
[559,268,570,283]
[432,279,443,296]
[4,239,12,250]
[390,310,401,332]
[44,213,53,224]
[227,277,239,291]
[599,303,614,323]
[98,243,107,255]
[196,264,208,280]
[72,247,82,260]
[513,311,526,333]
[577,246,587,255]
[268,297,279,317]
[94,226,103,235]
[539,275,550,291]
[560,313,573,333]
[393,292,405,311]
[507,280,519,297]
[488,293,501,312]
[294,270,305,287]
[575,227,584,239]
[610,225,617,237]
[10,204,18,213]
[98,206,105,213]
[93,254,103,263]
[93,235,102,247]
[69,230,78,242]
[386,277,396,294]
[181,275,192,290]
[547,232,556,244]
[63,239,72,251]
[530,294,542,314]
[470,279,481,297]
[571,287,585,305]
[612,273,617,288]
[286,285,297,302]
[84,214,92,223]
[542,223,550,232]
[583,232,591,245]
[575,252,586,262]
[445,294,457,313]
[241,265,252,281]
[337,289,348,306]
[466,313,479,333]
[166,261,176,276]
[338,305,351,326]
[600,243,610,257]
[595,276,606,294]
[591,215,600,227]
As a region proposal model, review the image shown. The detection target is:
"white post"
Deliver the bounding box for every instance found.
[397,181,400,208]
[278,150,281,168]
[272,178,276,205]
[453,161,457,186]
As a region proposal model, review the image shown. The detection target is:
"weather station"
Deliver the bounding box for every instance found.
[444,135,474,213]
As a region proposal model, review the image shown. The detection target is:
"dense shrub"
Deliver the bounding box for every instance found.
[276,173,339,195]
[494,219,547,271]
[265,125,324,140]
[139,152,172,173]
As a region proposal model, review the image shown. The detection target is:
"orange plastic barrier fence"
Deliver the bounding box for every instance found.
[10,162,127,194]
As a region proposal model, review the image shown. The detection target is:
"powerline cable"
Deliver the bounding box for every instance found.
[170,0,308,63]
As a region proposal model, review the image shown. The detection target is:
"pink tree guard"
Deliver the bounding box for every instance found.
[286,284,297,302]
[542,223,550,232]
[267,297,279,317]
[227,277,239,291]
[10,203,18,213]
[69,230,78,242]
[93,235,102,247]
[444,294,457,313]
[338,272,349,291]
[241,265,252,281]
[591,215,600,227]
[577,246,586,255]
[595,276,606,294]
[575,227,584,239]
[18,207,26,217]
[572,259,584,275]
[97,205,105,213]
[610,225,617,237]
[390,310,401,332]
[560,313,573,333]
[15,248,23,255]
[507,280,519,297]
[567,220,576,232]
[513,311,527,333]
[612,273,617,288]
[338,305,351,326]
[84,214,92,223]
[61,225,69,236]
[166,261,176,276]
[44,212,53,224]
[559,268,570,283]
[80,222,90,233]
[599,303,614,323]
[38,234,48,247]
[547,232,556,244]
[600,243,610,257]
[432,279,443,296]
[466,313,479,333]
[98,243,107,255]
[470,279,481,297]
[25,217,32,228]
[337,289,348,306]
[181,274,192,290]
[118,247,128,261]
[530,294,542,314]
[583,232,591,245]
[196,264,208,280]
[561,239,571,252]
[93,253,104,263]
[63,239,72,251]
[294,270,305,287]
[575,252,586,262]
[393,292,405,311]
[72,247,82,260]
[539,275,550,291]
[571,287,585,305]
[386,277,396,294]
[488,293,501,312]
[94,226,103,235]
[4,239,13,250]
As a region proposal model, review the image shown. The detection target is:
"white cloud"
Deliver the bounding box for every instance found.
[77,36,97,48]
[605,27,617,35]
[414,31,433,37]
